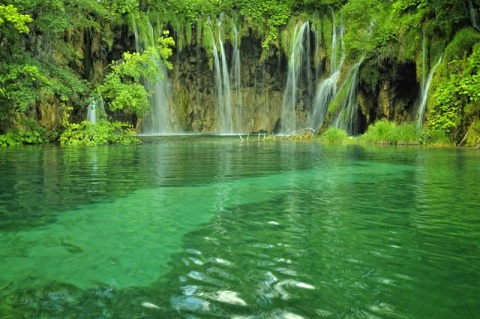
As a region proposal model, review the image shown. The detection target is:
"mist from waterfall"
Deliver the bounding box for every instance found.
[134,18,180,135]
[280,22,311,133]
[310,10,345,130]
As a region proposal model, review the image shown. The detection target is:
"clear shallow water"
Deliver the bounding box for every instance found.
[0,138,479,318]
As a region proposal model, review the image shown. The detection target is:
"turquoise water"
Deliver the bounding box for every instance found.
[0,138,479,318]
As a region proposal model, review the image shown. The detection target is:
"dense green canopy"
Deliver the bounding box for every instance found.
[0,0,479,145]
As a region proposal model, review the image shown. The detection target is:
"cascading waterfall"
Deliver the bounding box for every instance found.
[280,21,310,133]
[134,18,180,135]
[218,18,233,133]
[208,20,224,131]
[310,11,345,130]
[312,23,322,85]
[416,55,442,130]
[86,96,105,124]
[208,15,235,134]
[231,23,242,132]
[333,60,363,135]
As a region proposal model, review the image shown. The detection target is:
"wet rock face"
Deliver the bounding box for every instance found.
[358,59,419,126]
[171,34,291,133]
[171,34,419,134]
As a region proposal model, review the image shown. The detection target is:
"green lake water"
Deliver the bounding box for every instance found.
[0,137,479,318]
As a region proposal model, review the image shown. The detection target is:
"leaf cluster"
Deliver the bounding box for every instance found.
[59,120,140,146]
[0,4,32,33]
[98,33,174,116]
[430,43,480,137]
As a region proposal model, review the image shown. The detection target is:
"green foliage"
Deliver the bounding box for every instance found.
[0,127,57,147]
[0,113,60,146]
[0,4,32,33]
[430,43,480,139]
[0,133,21,147]
[442,28,480,63]
[420,128,452,146]
[319,127,348,143]
[359,59,381,92]
[0,63,47,114]
[466,120,480,147]
[395,122,422,145]
[361,120,397,144]
[98,33,174,116]
[360,120,422,145]
[59,120,140,146]
[341,0,396,62]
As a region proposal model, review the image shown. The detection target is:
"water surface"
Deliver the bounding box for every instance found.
[0,138,479,318]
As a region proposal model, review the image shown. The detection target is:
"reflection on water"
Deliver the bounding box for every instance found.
[0,139,479,318]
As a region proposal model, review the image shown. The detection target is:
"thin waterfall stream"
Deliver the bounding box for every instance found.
[208,16,239,134]
[86,96,105,124]
[311,10,345,130]
[280,22,310,133]
[333,59,363,135]
[416,55,442,130]
[231,23,242,132]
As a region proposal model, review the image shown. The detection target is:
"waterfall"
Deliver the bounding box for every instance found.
[217,18,233,133]
[208,16,235,134]
[310,11,345,130]
[421,29,426,89]
[280,21,310,133]
[86,96,105,124]
[231,23,242,132]
[467,0,480,31]
[208,22,224,131]
[417,55,442,130]
[134,18,180,135]
[312,24,322,85]
[333,60,363,135]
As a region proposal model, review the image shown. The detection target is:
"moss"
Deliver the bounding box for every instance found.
[359,59,381,92]
[326,75,350,120]
[466,120,480,147]
[443,27,480,63]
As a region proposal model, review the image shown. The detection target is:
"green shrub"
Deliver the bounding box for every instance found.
[361,120,397,144]
[59,120,140,146]
[360,121,422,145]
[466,120,480,147]
[319,127,349,143]
[0,132,21,147]
[0,129,51,147]
[420,128,452,146]
[395,122,422,145]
